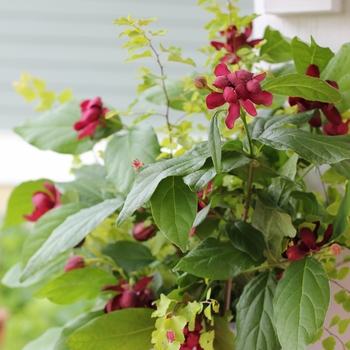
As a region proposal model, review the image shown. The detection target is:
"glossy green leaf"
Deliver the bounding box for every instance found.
[174,237,255,280]
[116,142,210,226]
[252,200,296,259]
[259,129,350,165]
[67,308,155,350]
[291,36,334,74]
[260,26,292,63]
[273,258,330,350]
[226,221,265,261]
[104,123,160,195]
[53,311,104,350]
[262,74,342,102]
[14,100,95,154]
[3,179,52,228]
[236,272,280,350]
[332,182,350,240]
[251,111,316,140]
[23,327,63,350]
[208,112,222,174]
[33,268,116,304]
[22,203,85,265]
[151,176,197,252]
[102,241,155,273]
[213,316,235,350]
[21,197,124,281]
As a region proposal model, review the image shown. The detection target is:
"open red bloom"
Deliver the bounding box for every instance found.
[102,276,154,313]
[288,64,342,129]
[206,63,273,129]
[211,23,262,64]
[286,223,333,261]
[23,182,61,222]
[73,97,109,139]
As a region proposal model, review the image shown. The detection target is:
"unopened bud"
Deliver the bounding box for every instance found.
[330,243,342,256]
[194,76,208,89]
[132,221,157,241]
[64,255,85,272]
[132,159,144,171]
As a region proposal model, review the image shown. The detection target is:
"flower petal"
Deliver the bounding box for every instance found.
[300,227,316,250]
[225,103,240,129]
[321,105,342,125]
[249,90,273,106]
[223,87,238,103]
[240,99,257,116]
[206,92,226,109]
[214,63,231,77]
[246,79,262,93]
[235,83,250,100]
[286,245,308,261]
[252,72,266,83]
[133,276,153,292]
[77,121,99,140]
[213,76,229,89]
[211,41,225,51]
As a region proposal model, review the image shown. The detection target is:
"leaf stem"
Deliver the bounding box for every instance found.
[240,111,254,157]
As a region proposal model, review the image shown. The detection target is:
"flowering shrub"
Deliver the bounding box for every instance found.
[2,2,350,350]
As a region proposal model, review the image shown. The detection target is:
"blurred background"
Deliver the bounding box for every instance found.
[2,0,350,348]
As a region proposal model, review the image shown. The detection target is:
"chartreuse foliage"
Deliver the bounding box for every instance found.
[5,3,350,350]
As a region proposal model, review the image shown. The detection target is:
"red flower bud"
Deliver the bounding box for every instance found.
[194,76,208,89]
[132,222,157,241]
[330,244,342,256]
[64,255,85,272]
[119,290,138,309]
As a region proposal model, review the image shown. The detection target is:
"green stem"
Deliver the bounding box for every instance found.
[240,111,254,157]
[296,163,315,182]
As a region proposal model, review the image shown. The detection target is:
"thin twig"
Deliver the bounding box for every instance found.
[330,279,350,294]
[323,327,346,350]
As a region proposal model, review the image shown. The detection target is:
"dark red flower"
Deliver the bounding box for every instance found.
[323,119,350,135]
[64,255,85,272]
[180,320,203,350]
[23,182,61,222]
[211,23,262,64]
[206,63,273,129]
[286,223,333,261]
[132,221,157,241]
[102,276,154,313]
[288,64,342,128]
[73,97,109,139]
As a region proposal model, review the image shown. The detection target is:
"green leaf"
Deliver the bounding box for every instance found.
[104,123,160,195]
[291,36,334,74]
[183,166,216,192]
[57,179,111,207]
[331,159,350,180]
[346,340,350,350]
[125,50,152,62]
[1,253,68,288]
[22,203,85,265]
[273,258,330,350]
[116,142,210,226]
[262,74,342,103]
[174,237,255,280]
[334,290,348,304]
[332,182,350,240]
[14,101,95,154]
[252,200,296,259]
[329,315,341,328]
[322,336,336,350]
[338,319,350,334]
[236,272,280,350]
[23,327,63,350]
[33,268,116,304]
[260,26,292,63]
[213,316,235,350]
[67,308,155,350]
[208,112,222,175]
[3,179,52,228]
[168,54,196,66]
[151,176,197,252]
[323,43,350,82]
[226,221,265,262]
[53,311,104,350]
[102,241,155,273]
[290,191,325,216]
[21,197,124,281]
[258,129,350,165]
